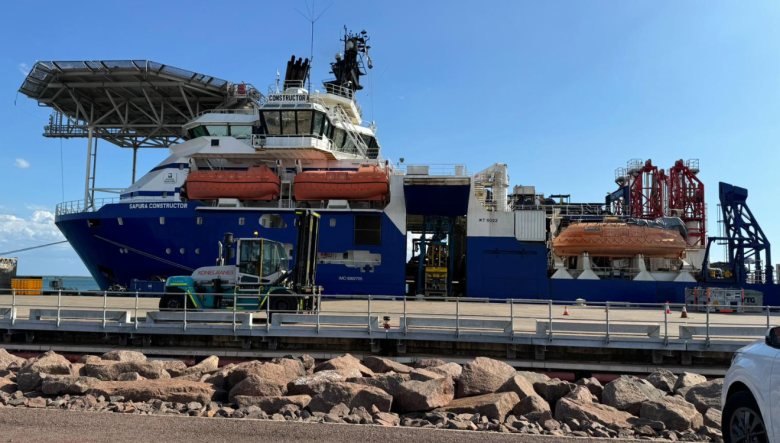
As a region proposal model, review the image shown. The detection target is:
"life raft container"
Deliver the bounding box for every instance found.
[185,165,280,201]
[294,165,389,201]
[553,222,686,258]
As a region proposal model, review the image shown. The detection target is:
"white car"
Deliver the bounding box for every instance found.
[722,326,780,443]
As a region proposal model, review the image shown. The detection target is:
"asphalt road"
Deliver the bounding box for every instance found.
[0,408,640,443]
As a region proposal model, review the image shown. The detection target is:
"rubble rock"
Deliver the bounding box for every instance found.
[513,394,551,421]
[313,354,374,377]
[234,395,311,414]
[0,377,17,394]
[228,375,286,402]
[162,361,188,377]
[554,397,635,428]
[408,368,445,382]
[86,379,221,404]
[424,363,462,379]
[85,361,170,382]
[565,385,597,403]
[532,379,574,410]
[0,349,25,371]
[456,357,516,398]
[673,372,707,394]
[17,351,72,392]
[200,364,235,390]
[117,372,145,382]
[414,358,446,369]
[602,375,663,415]
[703,408,722,429]
[699,425,723,441]
[516,371,550,385]
[576,377,604,402]
[308,382,392,413]
[347,373,409,397]
[101,350,147,362]
[685,379,723,413]
[41,376,101,396]
[394,377,455,413]
[433,392,520,421]
[287,370,360,396]
[373,411,400,427]
[227,360,304,388]
[640,395,704,432]
[363,356,413,374]
[178,356,219,378]
[497,375,538,400]
[647,369,677,393]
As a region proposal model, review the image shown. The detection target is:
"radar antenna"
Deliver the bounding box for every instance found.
[294,0,333,92]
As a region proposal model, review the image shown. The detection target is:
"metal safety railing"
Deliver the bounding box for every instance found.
[0,289,775,352]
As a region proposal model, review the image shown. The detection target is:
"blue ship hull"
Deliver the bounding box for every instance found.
[57,204,780,304]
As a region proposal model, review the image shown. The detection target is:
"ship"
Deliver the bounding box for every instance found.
[18,29,779,304]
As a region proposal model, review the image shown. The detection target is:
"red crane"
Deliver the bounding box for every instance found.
[667,159,706,247]
[629,159,666,219]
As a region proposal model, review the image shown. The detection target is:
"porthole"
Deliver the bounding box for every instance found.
[117,217,124,226]
[180,248,185,254]
[160,217,165,225]
[239,217,245,226]
[330,218,336,227]
[196,217,203,225]
[195,248,201,255]
[165,248,171,254]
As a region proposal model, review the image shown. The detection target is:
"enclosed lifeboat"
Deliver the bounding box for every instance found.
[553,221,687,258]
[185,165,280,201]
[294,165,389,201]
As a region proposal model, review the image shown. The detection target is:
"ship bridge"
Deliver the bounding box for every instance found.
[18,60,260,207]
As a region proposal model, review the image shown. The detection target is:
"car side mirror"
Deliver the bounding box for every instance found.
[766,326,780,349]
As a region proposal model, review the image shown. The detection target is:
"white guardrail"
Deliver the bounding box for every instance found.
[0,289,774,352]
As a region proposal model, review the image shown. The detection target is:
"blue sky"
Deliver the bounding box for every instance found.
[0,1,778,276]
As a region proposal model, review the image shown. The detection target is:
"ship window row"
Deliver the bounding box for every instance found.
[188,125,253,139]
[192,215,287,228]
[257,110,332,138]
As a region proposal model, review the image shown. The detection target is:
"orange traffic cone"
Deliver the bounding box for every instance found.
[665,302,671,314]
[681,305,689,319]
[563,306,570,316]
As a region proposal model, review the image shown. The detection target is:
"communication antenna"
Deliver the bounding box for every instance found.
[295,0,334,92]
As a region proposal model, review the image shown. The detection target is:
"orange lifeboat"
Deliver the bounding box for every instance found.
[294,165,389,201]
[553,222,686,258]
[185,165,280,201]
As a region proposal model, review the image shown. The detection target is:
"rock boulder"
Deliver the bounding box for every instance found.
[228,375,287,402]
[685,379,723,413]
[287,370,360,396]
[394,377,455,413]
[554,397,635,428]
[0,349,25,371]
[233,394,312,413]
[308,382,392,413]
[456,357,516,398]
[576,377,604,402]
[101,350,147,362]
[640,395,704,431]
[433,391,519,421]
[497,375,537,400]
[362,356,413,374]
[673,372,707,394]
[87,379,222,404]
[17,351,72,392]
[313,354,374,377]
[513,394,551,421]
[647,369,677,393]
[602,375,663,415]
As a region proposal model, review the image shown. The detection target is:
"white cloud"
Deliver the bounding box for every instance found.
[14,158,30,169]
[0,211,64,248]
[25,204,50,212]
[18,62,29,76]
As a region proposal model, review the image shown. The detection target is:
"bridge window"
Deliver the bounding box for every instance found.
[333,129,346,149]
[263,111,281,135]
[190,126,208,138]
[281,111,296,135]
[313,112,324,136]
[354,215,381,246]
[297,111,312,134]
